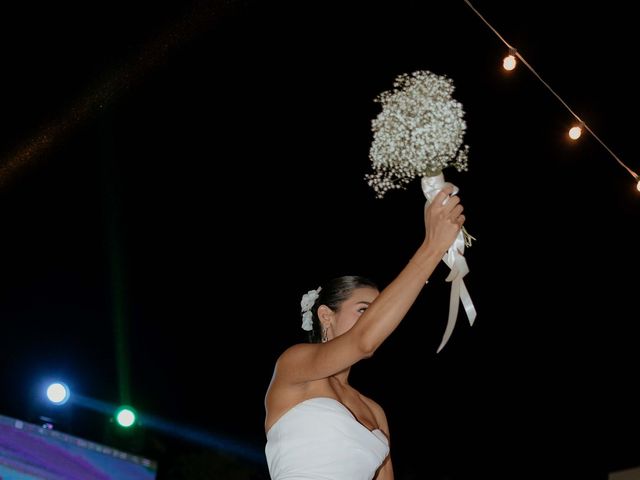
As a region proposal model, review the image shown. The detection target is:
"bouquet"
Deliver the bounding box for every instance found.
[366,70,476,352]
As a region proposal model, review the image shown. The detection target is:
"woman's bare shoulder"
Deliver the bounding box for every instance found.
[275,342,314,365]
[358,392,388,424]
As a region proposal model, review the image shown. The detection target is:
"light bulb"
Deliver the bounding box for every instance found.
[569,126,582,140]
[636,179,640,192]
[46,382,70,405]
[503,54,516,71]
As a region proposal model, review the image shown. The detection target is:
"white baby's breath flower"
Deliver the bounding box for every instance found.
[366,70,469,198]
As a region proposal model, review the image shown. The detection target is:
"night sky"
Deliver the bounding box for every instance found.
[1,1,639,478]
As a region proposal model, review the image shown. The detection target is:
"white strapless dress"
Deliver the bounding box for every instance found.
[265,397,390,480]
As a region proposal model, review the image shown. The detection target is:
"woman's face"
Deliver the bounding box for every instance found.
[332,287,379,337]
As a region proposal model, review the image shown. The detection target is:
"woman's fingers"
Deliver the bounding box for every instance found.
[443,195,460,213]
[450,204,464,219]
[434,185,455,206]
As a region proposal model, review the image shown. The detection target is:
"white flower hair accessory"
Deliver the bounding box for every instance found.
[300,287,322,331]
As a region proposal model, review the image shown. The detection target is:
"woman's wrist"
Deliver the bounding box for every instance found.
[410,241,444,270]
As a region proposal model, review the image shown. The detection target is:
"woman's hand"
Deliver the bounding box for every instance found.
[423,184,465,255]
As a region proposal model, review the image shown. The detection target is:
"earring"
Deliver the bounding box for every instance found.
[321,327,328,343]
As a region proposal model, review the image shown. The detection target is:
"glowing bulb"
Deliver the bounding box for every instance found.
[115,406,137,428]
[46,382,70,405]
[636,180,640,192]
[569,126,582,140]
[503,54,516,71]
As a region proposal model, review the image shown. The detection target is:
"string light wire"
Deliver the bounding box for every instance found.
[463,0,639,184]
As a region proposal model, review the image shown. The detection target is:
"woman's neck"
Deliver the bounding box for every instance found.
[331,368,351,387]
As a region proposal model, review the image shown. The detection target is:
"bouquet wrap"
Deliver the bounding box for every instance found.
[421,173,476,352]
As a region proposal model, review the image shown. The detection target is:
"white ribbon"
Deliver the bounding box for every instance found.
[421,173,477,353]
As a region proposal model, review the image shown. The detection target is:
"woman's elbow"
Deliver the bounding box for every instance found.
[357,336,378,358]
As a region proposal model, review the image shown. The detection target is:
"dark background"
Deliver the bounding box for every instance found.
[1,1,638,478]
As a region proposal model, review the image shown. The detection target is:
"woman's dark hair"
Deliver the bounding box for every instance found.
[306,275,378,343]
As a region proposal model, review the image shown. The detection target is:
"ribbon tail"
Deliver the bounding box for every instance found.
[421,174,476,352]
[436,277,462,353]
[460,279,476,326]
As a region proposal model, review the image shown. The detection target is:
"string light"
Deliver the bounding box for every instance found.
[568,125,582,140]
[503,48,517,71]
[464,0,639,191]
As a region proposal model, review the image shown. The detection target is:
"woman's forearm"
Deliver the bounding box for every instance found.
[356,241,444,354]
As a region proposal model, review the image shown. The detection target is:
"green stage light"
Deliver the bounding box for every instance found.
[115,406,137,428]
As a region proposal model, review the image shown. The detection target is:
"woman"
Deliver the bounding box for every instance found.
[264,185,465,479]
